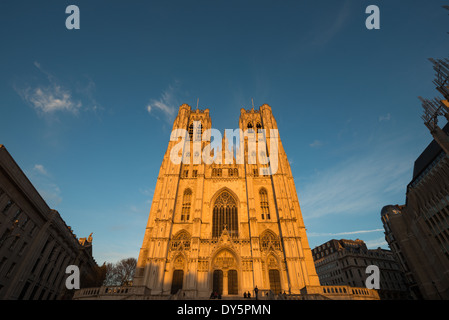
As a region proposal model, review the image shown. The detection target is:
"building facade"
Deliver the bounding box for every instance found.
[312,239,409,300]
[132,104,321,298]
[0,145,99,299]
[381,125,449,299]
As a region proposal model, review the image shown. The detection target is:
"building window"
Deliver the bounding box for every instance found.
[182,170,189,178]
[170,231,191,251]
[181,189,192,221]
[212,168,222,177]
[260,189,270,220]
[247,122,254,132]
[260,232,281,251]
[212,191,238,238]
[188,123,194,140]
[228,168,238,177]
[5,262,16,278]
[2,200,13,215]
[256,122,262,132]
[192,170,198,177]
[195,123,202,141]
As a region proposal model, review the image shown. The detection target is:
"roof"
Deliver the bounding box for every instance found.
[412,122,449,181]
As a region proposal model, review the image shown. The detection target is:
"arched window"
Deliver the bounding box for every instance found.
[188,123,194,140]
[256,122,262,132]
[212,191,238,238]
[247,122,254,132]
[260,189,270,220]
[260,231,281,251]
[170,230,191,251]
[195,122,202,141]
[181,189,192,221]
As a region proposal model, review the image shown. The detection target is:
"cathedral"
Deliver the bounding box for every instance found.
[132,103,321,298]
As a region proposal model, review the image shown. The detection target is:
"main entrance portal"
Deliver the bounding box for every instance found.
[212,250,239,296]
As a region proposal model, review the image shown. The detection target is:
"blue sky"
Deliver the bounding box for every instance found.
[1,0,448,264]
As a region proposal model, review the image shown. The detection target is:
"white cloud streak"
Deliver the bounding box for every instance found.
[29,164,62,207]
[16,61,82,115]
[20,85,81,114]
[298,136,414,220]
[146,85,178,121]
[308,228,384,237]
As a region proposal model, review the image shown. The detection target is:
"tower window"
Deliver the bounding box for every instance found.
[188,123,194,140]
[247,122,254,132]
[260,189,270,220]
[195,123,202,141]
[181,189,192,221]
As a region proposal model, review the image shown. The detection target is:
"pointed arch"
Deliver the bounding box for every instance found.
[171,253,185,294]
[170,230,191,251]
[211,189,239,238]
[260,230,281,251]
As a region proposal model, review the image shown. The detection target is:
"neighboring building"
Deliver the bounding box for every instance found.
[312,239,409,300]
[0,144,99,299]
[381,124,449,299]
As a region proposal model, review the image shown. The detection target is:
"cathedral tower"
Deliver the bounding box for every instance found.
[133,104,320,298]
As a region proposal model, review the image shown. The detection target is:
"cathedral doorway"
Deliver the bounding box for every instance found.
[212,270,223,295]
[171,270,184,294]
[211,249,240,296]
[269,269,281,294]
[228,269,238,295]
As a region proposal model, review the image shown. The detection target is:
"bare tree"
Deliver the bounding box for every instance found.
[103,258,137,286]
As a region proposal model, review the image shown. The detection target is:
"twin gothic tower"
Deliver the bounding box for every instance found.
[133,103,320,298]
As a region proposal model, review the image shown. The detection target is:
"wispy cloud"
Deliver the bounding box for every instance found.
[364,237,388,249]
[28,164,62,207]
[16,61,82,115]
[308,228,384,237]
[298,135,414,220]
[20,85,81,114]
[33,164,48,176]
[309,0,352,47]
[309,140,323,148]
[378,113,391,122]
[146,85,179,121]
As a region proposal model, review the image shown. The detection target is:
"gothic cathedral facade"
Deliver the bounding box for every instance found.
[133,103,320,298]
